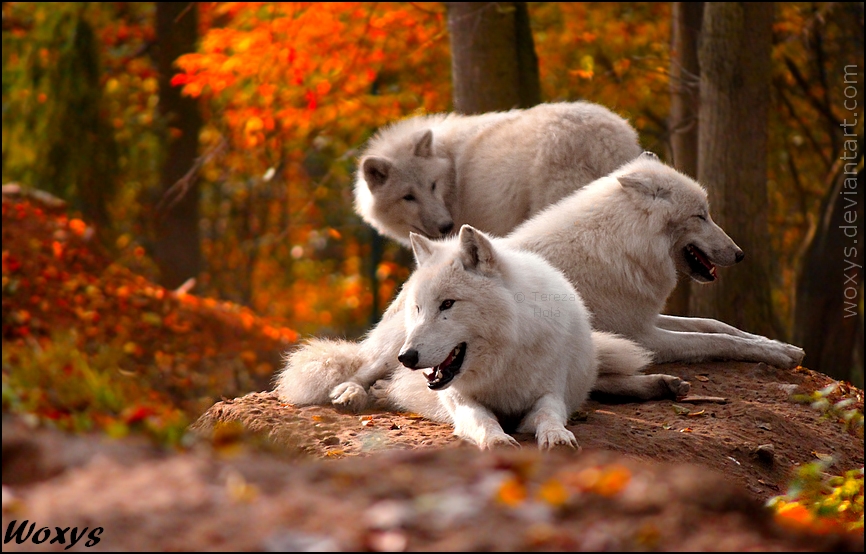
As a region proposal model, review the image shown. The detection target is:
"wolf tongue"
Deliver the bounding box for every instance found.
[690,245,716,277]
[425,349,455,383]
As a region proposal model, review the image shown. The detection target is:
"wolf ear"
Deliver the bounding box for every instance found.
[458,225,498,275]
[413,129,434,158]
[363,157,391,188]
[410,232,436,266]
[618,173,671,202]
[640,150,660,162]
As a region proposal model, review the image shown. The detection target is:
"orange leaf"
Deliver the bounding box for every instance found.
[594,465,632,497]
[537,479,569,507]
[497,476,527,506]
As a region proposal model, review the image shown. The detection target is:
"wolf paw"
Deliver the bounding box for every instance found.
[538,428,578,450]
[783,344,806,368]
[759,341,806,369]
[329,382,368,413]
[368,379,392,407]
[663,375,690,398]
[479,433,520,450]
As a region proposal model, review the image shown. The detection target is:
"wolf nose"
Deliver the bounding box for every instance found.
[439,222,454,235]
[398,349,419,369]
[735,250,745,263]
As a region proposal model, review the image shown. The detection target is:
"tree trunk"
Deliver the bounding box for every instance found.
[665,2,704,316]
[793,166,864,385]
[154,2,203,289]
[690,2,780,339]
[446,2,540,114]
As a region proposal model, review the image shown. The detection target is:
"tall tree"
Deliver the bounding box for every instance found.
[690,2,780,338]
[665,2,704,316]
[446,2,540,114]
[1,4,119,235]
[787,3,865,385]
[154,2,202,289]
[793,166,863,383]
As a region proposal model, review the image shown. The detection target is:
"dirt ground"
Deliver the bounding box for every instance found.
[2,360,863,551]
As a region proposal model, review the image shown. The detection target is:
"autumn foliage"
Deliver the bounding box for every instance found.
[0,4,862,540]
[2,193,297,442]
[153,2,686,336]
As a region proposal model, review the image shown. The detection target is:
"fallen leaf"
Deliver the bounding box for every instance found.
[497,476,527,506]
[226,470,259,503]
[672,404,690,415]
[812,451,834,462]
[594,465,632,496]
[537,479,569,507]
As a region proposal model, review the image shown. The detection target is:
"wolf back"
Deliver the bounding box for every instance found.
[278,155,803,419]
[354,101,643,245]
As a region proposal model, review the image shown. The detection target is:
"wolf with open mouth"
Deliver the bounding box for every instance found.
[373,225,678,450]
[276,154,802,419]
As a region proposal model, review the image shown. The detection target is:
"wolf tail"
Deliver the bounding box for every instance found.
[274,338,364,405]
[591,331,653,376]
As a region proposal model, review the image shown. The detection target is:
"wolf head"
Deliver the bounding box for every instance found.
[397,225,514,391]
[355,128,456,245]
[616,153,744,283]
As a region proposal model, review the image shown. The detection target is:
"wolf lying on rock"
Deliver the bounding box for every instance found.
[277,155,805,441]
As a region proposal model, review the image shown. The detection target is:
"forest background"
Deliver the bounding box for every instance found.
[2,1,863,390]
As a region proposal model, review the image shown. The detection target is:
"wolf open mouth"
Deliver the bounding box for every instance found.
[684,244,717,282]
[425,342,466,390]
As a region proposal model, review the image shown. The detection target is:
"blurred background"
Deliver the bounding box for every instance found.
[2,2,863,388]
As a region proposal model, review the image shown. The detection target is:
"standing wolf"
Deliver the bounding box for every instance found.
[277,154,804,416]
[354,101,642,245]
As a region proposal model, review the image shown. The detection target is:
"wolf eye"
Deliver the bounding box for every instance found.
[431,181,437,192]
[439,299,455,311]
[694,214,707,221]
[403,194,416,202]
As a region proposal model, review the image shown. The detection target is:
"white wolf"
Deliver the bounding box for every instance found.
[354,101,642,245]
[318,224,672,450]
[277,154,804,415]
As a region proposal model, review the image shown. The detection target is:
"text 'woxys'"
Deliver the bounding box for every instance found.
[4,520,103,550]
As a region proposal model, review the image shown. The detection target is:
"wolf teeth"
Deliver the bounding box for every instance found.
[687,245,714,272]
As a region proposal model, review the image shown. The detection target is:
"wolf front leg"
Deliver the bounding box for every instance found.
[516,393,577,450]
[441,392,519,450]
[641,327,805,368]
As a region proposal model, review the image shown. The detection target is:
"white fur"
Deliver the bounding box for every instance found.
[368,225,635,450]
[276,155,803,420]
[507,154,806,367]
[354,101,642,245]
[277,339,364,406]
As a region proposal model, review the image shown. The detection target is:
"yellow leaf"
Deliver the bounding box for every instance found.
[537,479,569,507]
